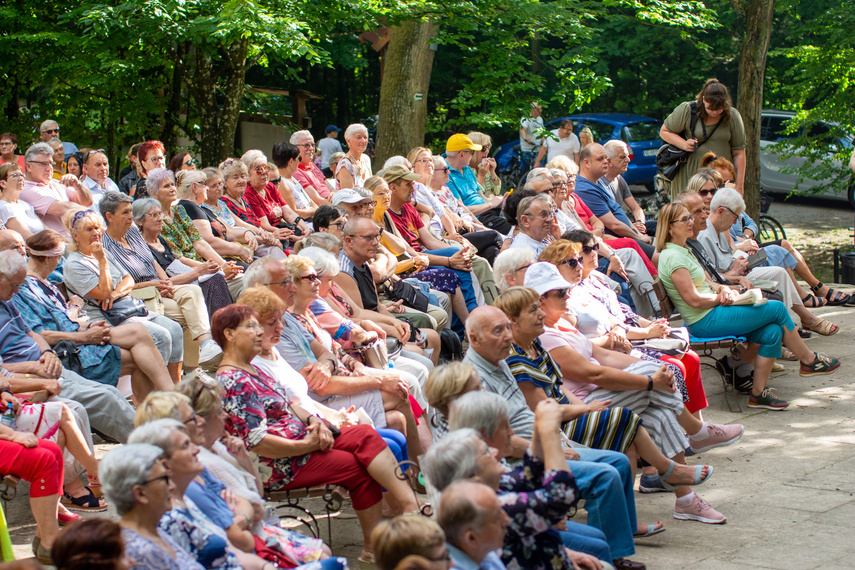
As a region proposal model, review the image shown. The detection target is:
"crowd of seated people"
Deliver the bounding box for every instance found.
[0,112,845,570]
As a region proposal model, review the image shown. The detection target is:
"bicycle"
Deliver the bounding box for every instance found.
[758,191,787,242]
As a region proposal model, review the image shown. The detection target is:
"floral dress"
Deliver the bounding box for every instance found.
[498,452,579,570]
[159,497,241,570]
[219,366,312,490]
[161,204,204,262]
[122,527,204,570]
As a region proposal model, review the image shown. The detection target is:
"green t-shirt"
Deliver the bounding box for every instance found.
[658,242,714,325]
[663,101,747,198]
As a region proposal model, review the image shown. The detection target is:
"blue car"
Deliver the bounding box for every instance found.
[495,113,663,190]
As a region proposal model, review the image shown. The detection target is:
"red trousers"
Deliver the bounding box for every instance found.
[661,350,708,414]
[0,439,63,497]
[604,238,658,275]
[286,424,386,510]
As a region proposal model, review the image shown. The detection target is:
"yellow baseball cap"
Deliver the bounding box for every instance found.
[446,133,482,152]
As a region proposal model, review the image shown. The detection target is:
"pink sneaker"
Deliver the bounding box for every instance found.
[688,422,744,454]
[674,494,726,524]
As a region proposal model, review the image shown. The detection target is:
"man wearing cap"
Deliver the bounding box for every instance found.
[384,164,482,315]
[331,187,373,218]
[319,125,343,178]
[445,134,511,235]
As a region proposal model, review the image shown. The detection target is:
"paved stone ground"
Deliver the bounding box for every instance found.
[4,200,855,568]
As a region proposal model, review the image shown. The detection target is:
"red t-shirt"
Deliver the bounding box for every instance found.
[244,182,288,226]
[294,163,329,199]
[571,195,596,230]
[386,203,424,253]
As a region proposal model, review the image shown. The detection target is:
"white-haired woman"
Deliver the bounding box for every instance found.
[146,168,243,299]
[241,150,309,242]
[99,191,223,374]
[100,442,204,570]
[175,170,256,265]
[61,208,185,388]
[336,124,372,190]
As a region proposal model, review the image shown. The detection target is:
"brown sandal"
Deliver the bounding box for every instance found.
[805,318,839,336]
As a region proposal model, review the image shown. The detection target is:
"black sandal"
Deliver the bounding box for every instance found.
[61,487,107,512]
[811,281,851,306]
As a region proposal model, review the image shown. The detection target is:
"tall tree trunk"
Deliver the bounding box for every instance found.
[732,0,775,221]
[161,42,188,154]
[217,39,249,161]
[374,20,436,169]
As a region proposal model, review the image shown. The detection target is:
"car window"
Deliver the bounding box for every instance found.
[761,115,791,141]
[622,122,661,143]
[578,121,613,142]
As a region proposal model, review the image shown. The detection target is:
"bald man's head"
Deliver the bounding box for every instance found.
[439,480,508,561]
[465,306,513,365]
[0,230,26,257]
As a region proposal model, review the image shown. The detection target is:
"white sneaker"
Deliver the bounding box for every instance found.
[674,494,726,524]
[198,340,223,371]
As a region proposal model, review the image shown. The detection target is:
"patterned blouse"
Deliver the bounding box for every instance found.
[159,497,240,570]
[218,366,312,491]
[161,205,203,262]
[121,527,204,570]
[202,200,238,228]
[221,196,260,227]
[498,452,579,570]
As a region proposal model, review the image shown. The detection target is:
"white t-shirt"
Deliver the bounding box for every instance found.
[318,137,343,169]
[520,116,544,152]
[543,130,581,164]
[0,199,45,235]
[251,348,323,416]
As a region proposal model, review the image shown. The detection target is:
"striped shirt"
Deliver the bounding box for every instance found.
[102,225,160,282]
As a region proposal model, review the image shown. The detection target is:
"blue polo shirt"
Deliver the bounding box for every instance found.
[447,165,486,207]
[574,175,633,231]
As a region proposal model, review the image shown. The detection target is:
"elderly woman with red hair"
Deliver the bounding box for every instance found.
[213,304,421,563]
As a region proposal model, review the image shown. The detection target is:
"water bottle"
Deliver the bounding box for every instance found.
[0,403,15,430]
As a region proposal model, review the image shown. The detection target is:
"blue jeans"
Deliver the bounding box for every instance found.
[423,246,479,312]
[558,522,612,561]
[596,257,636,311]
[569,447,636,560]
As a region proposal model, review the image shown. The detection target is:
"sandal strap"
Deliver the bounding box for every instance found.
[810,281,824,293]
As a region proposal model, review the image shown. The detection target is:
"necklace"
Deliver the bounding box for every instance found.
[345,153,363,177]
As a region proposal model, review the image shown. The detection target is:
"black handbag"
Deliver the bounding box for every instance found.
[53,340,85,375]
[101,295,149,326]
[386,279,430,313]
[656,102,700,180]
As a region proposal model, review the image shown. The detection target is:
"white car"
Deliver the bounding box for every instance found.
[759,109,854,206]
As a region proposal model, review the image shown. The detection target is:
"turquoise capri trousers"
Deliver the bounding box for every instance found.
[687,300,795,359]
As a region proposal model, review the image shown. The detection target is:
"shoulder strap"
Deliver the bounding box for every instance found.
[688,101,699,136]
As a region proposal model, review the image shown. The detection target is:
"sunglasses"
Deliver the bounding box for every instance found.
[581,243,599,255]
[549,288,570,298]
[300,273,320,282]
[699,188,717,197]
[561,256,584,268]
[435,167,449,173]
[184,158,197,166]
[43,128,60,135]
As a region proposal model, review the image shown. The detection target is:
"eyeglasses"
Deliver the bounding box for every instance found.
[581,243,599,255]
[722,206,739,218]
[268,278,293,287]
[331,221,346,229]
[435,167,449,173]
[146,212,163,220]
[357,233,382,243]
[140,473,170,487]
[4,172,24,180]
[698,188,717,197]
[300,273,321,282]
[414,158,432,164]
[146,155,165,163]
[549,288,570,298]
[27,159,55,168]
[297,143,315,149]
[254,166,269,174]
[552,182,569,188]
[671,215,694,225]
[514,263,532,273]
[43,128,60,135]
[562,256,584,268]
[0,142,14,147]
[527,209,554,220]
[182,411,197,426]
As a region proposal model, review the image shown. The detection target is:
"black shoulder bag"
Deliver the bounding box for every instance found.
[656,101,722,181]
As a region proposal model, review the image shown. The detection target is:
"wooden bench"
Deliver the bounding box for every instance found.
[652,279,744,413]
